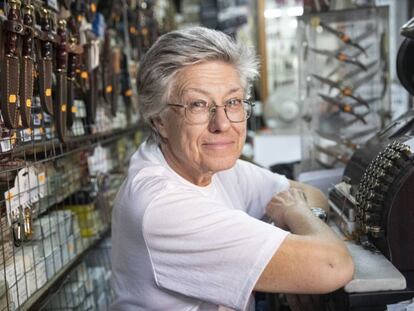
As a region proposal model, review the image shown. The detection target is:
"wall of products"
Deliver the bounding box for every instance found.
[0,0,172,310]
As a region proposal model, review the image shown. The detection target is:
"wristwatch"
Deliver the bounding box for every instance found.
[310,207,328,222]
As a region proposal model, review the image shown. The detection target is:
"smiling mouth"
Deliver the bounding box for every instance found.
[202,141,235,149]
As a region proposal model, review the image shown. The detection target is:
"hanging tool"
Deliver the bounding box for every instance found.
[312,73,373,108]
[325,27,375,64]
[319,93,368,124]
[326,44,373,77]
[309,46,367,71]
[319,21,367,56]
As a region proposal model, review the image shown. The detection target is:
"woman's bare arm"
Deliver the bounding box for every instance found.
[254,188,354,294]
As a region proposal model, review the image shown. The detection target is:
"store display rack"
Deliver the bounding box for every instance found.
[0,0,173,310]
[298,6,390,171]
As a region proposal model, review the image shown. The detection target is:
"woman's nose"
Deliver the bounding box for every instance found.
[208,105,231,132]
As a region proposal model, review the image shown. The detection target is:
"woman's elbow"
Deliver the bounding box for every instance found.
[325,250,355,292]
[338,253,355,287]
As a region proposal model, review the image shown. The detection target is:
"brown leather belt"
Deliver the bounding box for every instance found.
[66,54,76,129]
[37,8,54,116]
[83,40,99,126]
[112,48,122,115]
[19,4,35,128]
[54,19,68,142]
[66,14,84,129]
[103,32,121,117]
[0,0,22,129]
[86,67,98,125]
[102,32,113,114]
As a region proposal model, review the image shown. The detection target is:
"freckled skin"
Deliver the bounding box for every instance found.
[154,61,247,186]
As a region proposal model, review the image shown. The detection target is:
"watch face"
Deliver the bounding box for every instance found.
[311,207,328,222]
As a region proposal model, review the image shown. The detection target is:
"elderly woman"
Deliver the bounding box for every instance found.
[111,27,354,311]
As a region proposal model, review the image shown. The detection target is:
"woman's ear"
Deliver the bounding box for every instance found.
[151,116,169,140]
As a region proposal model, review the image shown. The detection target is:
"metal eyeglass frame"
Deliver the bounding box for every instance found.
[167,99,255,124]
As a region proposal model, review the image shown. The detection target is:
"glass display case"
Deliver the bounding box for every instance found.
[298,6,390,171]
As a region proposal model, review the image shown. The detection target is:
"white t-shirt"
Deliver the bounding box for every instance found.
[111,142,290,311]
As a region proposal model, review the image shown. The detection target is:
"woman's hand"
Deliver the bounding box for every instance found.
[265,188,310,230]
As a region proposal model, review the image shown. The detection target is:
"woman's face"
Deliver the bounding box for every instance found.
[155,61,247,186]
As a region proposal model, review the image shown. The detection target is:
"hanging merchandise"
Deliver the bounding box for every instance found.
[0,0,22,129]
[0,0,172,309]
[298,6,391,171]
[0,0,166,146]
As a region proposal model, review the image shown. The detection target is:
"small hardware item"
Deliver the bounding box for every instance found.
[1,0,23,129]
[23,205,33,238]
[11,209,22,247]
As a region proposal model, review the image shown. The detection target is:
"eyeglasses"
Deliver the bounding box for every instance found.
[168,99,254,124]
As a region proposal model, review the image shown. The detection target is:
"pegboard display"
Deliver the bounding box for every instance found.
[0,0,172,309]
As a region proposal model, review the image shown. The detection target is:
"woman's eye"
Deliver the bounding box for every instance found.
[189,101,208,110]
[226,99,242,108]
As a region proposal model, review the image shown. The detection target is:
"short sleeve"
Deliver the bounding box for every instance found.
[142,188,289,310]
[229,160,290,219]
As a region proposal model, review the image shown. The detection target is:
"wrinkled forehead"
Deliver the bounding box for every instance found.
[181,86,244,98]
[170,61,247,100]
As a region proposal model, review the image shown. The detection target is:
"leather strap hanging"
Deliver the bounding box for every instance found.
[1,0,22,129]
[37,8,54,115]
[84,39,99,126]
[19,3,35,128]
[66,11,83,129]
[54,19,68,142]
[102,30,119,116]
[66,37,77,128]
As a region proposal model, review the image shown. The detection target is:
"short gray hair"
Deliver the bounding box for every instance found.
[137,26,259,144]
